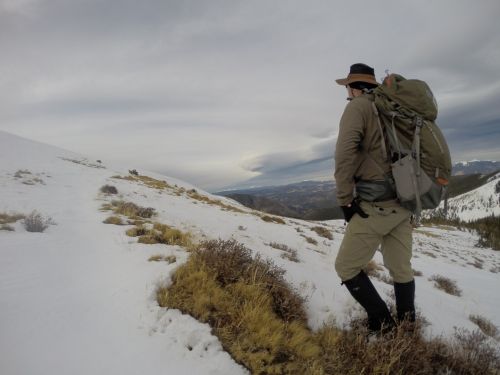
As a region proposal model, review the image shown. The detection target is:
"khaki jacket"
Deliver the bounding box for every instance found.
[334,94,392,206]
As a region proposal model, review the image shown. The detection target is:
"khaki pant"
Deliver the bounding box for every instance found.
[335,200,414,283]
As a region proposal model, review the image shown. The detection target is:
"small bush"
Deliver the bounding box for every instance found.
[157,239,500,374]
[125,226,148,237]
[103,216,124,225]
[0,224,15,231]
[129,169,139,176]
[23,211,53,233]
[100,185,118,194]
[157,239,313,373]
[310,226,333,240]
[111,201,156,218]
[469,314,499,339]
[429,275,462,296]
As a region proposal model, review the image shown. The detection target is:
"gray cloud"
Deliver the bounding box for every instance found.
[1,0,499,190]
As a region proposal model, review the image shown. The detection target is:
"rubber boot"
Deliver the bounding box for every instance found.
[394,280,416,323]
[343,271,395,333]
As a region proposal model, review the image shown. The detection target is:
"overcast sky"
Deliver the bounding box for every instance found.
[1,0,500,191]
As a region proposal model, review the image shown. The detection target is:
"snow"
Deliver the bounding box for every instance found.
[1,130,499,374]
[426,172,500,221]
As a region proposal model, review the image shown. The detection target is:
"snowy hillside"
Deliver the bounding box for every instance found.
[1,130,500,374]
[426,172,500,221]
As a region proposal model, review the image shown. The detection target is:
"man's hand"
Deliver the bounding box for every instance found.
[341,200,369,223]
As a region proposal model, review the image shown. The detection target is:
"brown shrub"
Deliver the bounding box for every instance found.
[157,239,500,375]
[429,275,462,296]
[0,212,25,224]
[310,226,333,240]
[111,200,156,218]
[157,239,315,373]
[301,235,318,245]
[126,222,192,248]
[103,216,124,225]
[469,315,499,339]
[190,239,306,322]
[321,323,500,375]
[261,215,286,224]
[269,243,300,263]
[100,185,118,194]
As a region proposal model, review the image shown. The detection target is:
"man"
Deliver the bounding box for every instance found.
[334,63,415,333]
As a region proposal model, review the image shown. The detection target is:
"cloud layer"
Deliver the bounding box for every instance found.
[1,0,499,190]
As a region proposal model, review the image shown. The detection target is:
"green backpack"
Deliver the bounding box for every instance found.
[372,74,452,218]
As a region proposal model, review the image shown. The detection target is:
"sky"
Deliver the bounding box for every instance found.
[1,0,500,191]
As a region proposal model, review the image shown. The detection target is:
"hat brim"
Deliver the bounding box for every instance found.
[335,73,379,86]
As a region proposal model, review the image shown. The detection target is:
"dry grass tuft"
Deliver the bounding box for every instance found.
[261,215,286,224]
[157,239,500,374]
[363,261,393,285]
[109,200,156,219]
[126,222,193,248]
[157,239,315,373]
[310,226,333,240]
[322,323,500,375]
[103,216,125,225]
[111,174,245,213]
[0,212,25,225]
[301,235,318,246]
[268,242,300,263]
[469,315,499,339]
[429,275,462,296]
[148,254,177,263]
[187,191,246,213]
[14,169,32,178]
[363,260,384,277]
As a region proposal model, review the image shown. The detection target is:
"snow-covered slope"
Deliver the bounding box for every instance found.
[1,130,499,374]
[426,172,500,221]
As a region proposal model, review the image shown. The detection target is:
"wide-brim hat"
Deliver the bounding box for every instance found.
[335,63,379,86]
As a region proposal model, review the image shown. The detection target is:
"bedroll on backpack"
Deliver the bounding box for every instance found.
[372,74,452,217]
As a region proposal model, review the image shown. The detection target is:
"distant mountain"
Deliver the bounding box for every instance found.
[217,180,341,220]
[425,171,500,221]
[223,193,301,218]
[219,161,500,221]
[452,160,500,175]
[447,170,500,198]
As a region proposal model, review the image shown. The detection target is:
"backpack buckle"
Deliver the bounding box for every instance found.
[414,116,423,128]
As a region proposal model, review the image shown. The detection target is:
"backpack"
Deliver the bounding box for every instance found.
[371,74,452,219]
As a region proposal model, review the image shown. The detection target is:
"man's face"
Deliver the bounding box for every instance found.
[346,86,354,101]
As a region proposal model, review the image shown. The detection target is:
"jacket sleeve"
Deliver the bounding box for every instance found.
[334,100,366,206]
